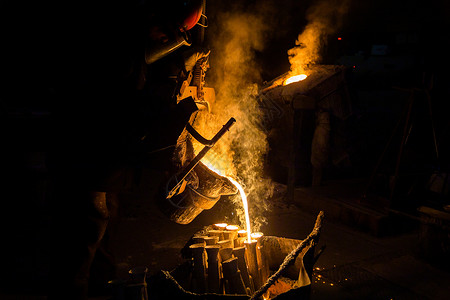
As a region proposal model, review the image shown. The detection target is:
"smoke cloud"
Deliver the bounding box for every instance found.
[193,1,278,232]
[192,0,351,231]
[288,0,350,75]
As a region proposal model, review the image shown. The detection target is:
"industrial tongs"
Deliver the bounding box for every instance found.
[166,117,236,199]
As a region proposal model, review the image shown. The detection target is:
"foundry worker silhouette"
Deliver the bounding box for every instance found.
[45,1,206,299]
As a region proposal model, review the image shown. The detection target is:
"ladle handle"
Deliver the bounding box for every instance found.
[166,117,236,199]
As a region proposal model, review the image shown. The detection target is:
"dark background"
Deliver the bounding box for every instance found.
[1,0,450,297]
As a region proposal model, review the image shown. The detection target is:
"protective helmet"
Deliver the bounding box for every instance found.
[178,0,204,32]
[145,0,205,64]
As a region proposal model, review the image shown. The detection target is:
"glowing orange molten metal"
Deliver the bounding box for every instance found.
[283,74,307,85]
[227,177,252,243]
[202,161,253,243]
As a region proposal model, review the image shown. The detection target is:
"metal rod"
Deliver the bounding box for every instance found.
[186,123,214,146]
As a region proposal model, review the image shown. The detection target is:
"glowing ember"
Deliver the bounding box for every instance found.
[227,177,252,243]
[284,74,307,85]
[214,223,228,230]
[250,232,264,239]
[225,225,239,231]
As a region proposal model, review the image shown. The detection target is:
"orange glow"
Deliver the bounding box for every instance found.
[201,156,252,244]
[250,232,264,239]
[238,229,247,237]
[337,37,342,40]
[226,225,239,231]
[227,177,252,243]
[203,161,225,176]
[214,223,228,230]
[283,74,307,85]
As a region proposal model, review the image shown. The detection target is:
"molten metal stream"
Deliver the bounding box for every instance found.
[227,177,252,243]
[200,161,252,243]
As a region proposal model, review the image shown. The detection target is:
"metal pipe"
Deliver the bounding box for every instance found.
[186,123,214,146]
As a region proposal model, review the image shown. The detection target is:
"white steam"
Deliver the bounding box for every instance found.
[202,3,277,232]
